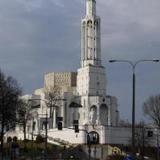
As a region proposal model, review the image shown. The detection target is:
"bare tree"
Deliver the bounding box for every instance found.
[0,69,21,159]
[44,86,61,128]
[134,122,149,159]
[17,99,32,140]
[143,95,160,127]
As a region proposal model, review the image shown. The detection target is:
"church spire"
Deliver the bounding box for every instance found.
[81,0,101,67]
[86,0,96,16]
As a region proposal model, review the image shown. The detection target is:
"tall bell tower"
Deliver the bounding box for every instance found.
[81,0,101,67]
[77,0,109,128]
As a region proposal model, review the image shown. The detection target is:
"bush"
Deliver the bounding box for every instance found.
[23,139,30,143]
[35,135,44,143]
[106,155,125,160]
[7,136,12,143]
[13,136,18,142]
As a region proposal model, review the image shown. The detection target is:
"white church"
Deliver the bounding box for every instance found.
[13,0,126,145]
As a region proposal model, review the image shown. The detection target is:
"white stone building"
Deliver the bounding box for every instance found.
[14,0,120,145]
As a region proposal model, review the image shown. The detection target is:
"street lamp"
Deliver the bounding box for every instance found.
[109,59,159,153]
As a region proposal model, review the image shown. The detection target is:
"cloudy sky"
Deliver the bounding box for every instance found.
[0,0,160,122]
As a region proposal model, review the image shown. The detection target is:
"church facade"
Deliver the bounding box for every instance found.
[17,0,119,144]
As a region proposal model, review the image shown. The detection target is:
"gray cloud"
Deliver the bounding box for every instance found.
[99,0,160,60]
[0,0,160,122]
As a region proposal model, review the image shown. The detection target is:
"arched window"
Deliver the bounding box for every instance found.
[94,20,98,25]
[88,131,100,144]
[87,20,92,27]
[99,104,108,125]
[89,105,97,124]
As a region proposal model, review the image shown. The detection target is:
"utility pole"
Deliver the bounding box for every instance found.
[31,121,35,160]
[132,71,135,152]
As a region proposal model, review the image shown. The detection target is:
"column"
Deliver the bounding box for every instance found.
[53,108,56,128]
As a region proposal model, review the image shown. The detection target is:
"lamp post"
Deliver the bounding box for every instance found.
[31,120,35,160]
[109,59,159,153]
